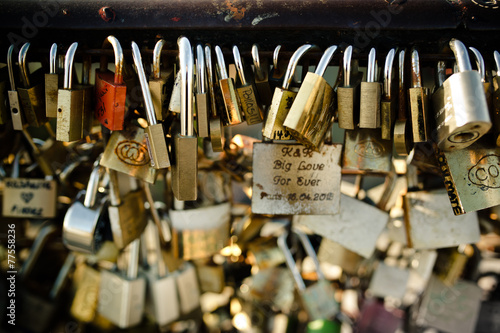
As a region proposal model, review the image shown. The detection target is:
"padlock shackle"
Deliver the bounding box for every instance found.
[410,48,422,89]
[383,48,396,98]
[131,41,157,126]
[495,50,500,74]
[100,35,124,84]
[7,45,16,91]
[82,55,91,85]
[293,228,326,281]
[214,45,228,80]
[252,44,265,81]
[196,44,207,94]
[315,45,337,77]
[436,61,447,88]
[84,159,104,208]
[232,45,247,86]
[10,151,21,178]
[282,44,314,90]
[19,223,58,280]
[205,44,218,118]
[49,253,75,300]
[367,47,376,83]
[49,43,57,74]
[18,42,31,88]
[63,42,78,90]
[449,39,472,72]
[143,182,169,245]
[273,45,282,72]
[277,232,307,291]
[179,36,194,137]
[398,49,406,119]
[107,168,122,206]
[469,47,485,83]
[343,45,353,87]
[21,129,55,177]
[127,238,141,279]
[152,39,166,80]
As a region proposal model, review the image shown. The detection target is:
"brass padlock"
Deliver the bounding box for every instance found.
[233,45,264,125]
[195,44,210,137]
[269,45,287,90]
[337,45,363,130]
[359,47,381,129]
[17,42,47,128]
[252,44,273,107]
[45,43,62,118]
[409,48,429,143]
[171,36,198,201]
[149,39,173,122]
[380,48,396,140]
[284,45,338,151]
[70,261,101,323]
[215,45,243,126]
[56,42,84,142]
[6,45,24,130]
[493,50,500,146]
[205,44,224,152]
[431,39,491,151]
[394,49,413,156]
[131,41,171,169]
[263,44,313,141]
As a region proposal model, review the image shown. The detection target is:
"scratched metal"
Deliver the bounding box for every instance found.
[252,142,342,215]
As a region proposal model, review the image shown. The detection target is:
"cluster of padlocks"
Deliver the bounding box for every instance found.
[1,34,500,333]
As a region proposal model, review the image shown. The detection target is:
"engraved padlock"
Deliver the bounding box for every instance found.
[17,42,47,128]
[359,47,381,129]
[95,35,126,131]
[431,39,491,151]
[409,48,429,143]
[380,48,396,140]
[284,45,338,151]
[149,39,174,122]
[45,43,63,118]
[337,45,363,130]
[56,42,84,142]
[196,44,210,137]
[205,44,224,152]
[263,44,314,141]
[252,44,273,106]
[131,41,171,169]
[6,45,24,130]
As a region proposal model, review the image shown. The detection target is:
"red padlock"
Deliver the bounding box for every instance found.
[95,35,126,130]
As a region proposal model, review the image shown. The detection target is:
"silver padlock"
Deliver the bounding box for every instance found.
[368,261,410,301]
[175,261,201,315]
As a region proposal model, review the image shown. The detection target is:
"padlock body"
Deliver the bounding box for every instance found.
[254,68,273,106]
[98,270,146,329]
[409,86,429,143]
[176,263,201,314]
[171,134,198,201]
[220,77,243,125]
[337,86,358,130]
[150,70,173,121]
[196,92,210,137]
[380,100,395,140]
[2,178,57,218]
[18,84,47,127]
[70,264,101,322]
[432,70,491,151]
[144,123,170,169]
[342,128,392,174]
[359,81,381,128]
[262,88,297,140]
[77,84,94,136]
[394,119,412,156]
[8,90,24,130]
[148,274,180,326]
[109,190,148,250]
[45,72,62,118]
[209,117,224,152]
[95,70,126,131]
[56,89,84,142]
[284,73,334,151]
[301,280,339,321]
[237,84,264,125]
[196,264,226,293]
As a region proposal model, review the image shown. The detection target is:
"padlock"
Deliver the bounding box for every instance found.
[359,47,381,129]
[77,55,95,136]
[131,41,171,169]
[205,44,224,152]
[171,36,198,201]
[45,43,62,118]
[431,39,491,151]
[262,44,313,141]
[2,149,57,218]
[247,237,286,270]
[233,45,264,125]
[196,44,210,137]
[149,39,174,122]
[100,122,159,184]
[435,141,500,215]
[337,45,363,130]
[107,168,148,250]
[252,44,273,106]
[98,239,146,329]
[56,42,84,142]
[394,49,413,156]
[317,238,364,275]
[95,35,126,131]
[409,48,429,143]
[215,45,243,125]
[403,189,480,248]
[295,193,388,258]
[7,45,25,130]
[493,50,500,146]
[175,261,201,314]
[284,45,338,151]
[269,45,287,90]
[17,228,75,333]
[70,260,102,323]
[368,262,410,301]
[194,259,226,294]
[278,228,339,321]
[17,42,47,128]
[380,48,396,140]
[63,158,110,254]
[142,180,172,243]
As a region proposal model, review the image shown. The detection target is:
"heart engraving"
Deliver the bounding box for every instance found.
[21,192,34,204]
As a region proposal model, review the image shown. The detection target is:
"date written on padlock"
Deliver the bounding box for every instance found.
[2,178,57,218]
[252,143,342,215]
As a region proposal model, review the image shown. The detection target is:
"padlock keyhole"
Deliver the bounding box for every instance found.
[12,108,18,114]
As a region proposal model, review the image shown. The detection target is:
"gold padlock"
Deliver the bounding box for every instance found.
[359,48,381,129]
[408,48,429,143]
[45,43,62,118]
[283,45,338,151]
[394,49,413,156]
[337,45,363,130]
[380,48,396,140]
